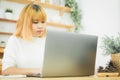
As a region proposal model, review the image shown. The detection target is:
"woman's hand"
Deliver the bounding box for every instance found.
[2,67,41,75]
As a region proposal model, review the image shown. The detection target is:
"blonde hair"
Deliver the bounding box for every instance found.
[14,1,47,41]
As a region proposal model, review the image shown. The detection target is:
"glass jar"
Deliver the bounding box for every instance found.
[0,41,6,47]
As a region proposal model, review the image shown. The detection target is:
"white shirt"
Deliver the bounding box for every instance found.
[2,35,46,71]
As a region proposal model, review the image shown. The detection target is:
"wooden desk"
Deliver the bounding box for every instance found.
[0,77,120,80]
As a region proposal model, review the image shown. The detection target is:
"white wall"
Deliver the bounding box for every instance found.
[77,0,120,35]
[77,0,120,73]
[0,1,25,43]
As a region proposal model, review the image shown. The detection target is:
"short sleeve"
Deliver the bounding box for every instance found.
[2,36,18,71]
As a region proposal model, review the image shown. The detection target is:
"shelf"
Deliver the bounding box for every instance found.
[0,47,4,54]
[47,22,73,31]
[6,0,71,16]
[0,32,13,35]
[0,18,16,23]
[0,18,74,31]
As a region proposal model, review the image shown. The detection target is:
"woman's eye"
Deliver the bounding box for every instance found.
[33,22,38,24]
[41,21,45,23]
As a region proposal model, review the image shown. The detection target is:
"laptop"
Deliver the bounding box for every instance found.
[40,30,98,78]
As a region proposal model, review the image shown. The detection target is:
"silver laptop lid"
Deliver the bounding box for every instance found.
[42,30,98,77]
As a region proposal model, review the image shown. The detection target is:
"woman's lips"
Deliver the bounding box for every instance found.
[37,29,44,33]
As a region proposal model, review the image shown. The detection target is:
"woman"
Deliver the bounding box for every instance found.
[2,1,47,75]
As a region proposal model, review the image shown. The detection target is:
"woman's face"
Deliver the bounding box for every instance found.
[32,21,46,37]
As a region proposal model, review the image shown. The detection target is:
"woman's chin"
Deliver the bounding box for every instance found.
[37,32,43,37]
[33,31,44,37]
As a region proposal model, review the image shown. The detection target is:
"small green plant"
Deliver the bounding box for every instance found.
[65,0,82,33]
[5,8,13,13]
[101,33,120,55]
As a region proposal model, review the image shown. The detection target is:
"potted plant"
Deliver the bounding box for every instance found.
[101,33,120,74]
[65,0,82,33]
[4,8,13,19]
[97,60,119,77]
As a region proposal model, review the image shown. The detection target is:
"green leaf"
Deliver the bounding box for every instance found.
[101,33,120,55]
[65,0,82,32]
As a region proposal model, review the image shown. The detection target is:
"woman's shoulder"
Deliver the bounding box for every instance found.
[5,35,20,49]
[7,35,20,43]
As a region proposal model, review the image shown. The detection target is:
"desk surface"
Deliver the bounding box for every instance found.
[0,77,120,80]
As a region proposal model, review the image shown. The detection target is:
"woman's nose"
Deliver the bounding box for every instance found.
[37,25,45,29]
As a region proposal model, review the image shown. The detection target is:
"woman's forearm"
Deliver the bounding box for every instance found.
[2,67,41,75]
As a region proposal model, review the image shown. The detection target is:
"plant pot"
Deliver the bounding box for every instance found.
[111,53,120,75]
[4,12,13,19]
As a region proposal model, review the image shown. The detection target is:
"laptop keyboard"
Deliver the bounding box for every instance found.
[26,73,41,77]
